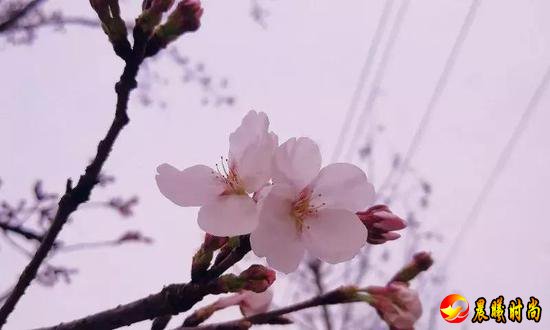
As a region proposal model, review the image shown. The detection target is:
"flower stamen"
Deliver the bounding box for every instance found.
[291,189,325,232]
[213,156,246,195]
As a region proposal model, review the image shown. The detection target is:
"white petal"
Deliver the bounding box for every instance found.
[272,137,321,190]
[254,184,273,207]
[310,163,375,211]
[156,164,224,207]
[302,208,367,264]
[198,195,258,236]
[236,132,278,193]
[229,111,270,163]
[250,185,305,273]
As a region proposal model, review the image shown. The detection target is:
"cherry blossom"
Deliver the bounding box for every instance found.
[250,137,375,273]
[156,110,277,236]
[367,282,422,330]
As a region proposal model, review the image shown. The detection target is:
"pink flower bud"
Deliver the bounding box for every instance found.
[412,251,433,271]
[239,265,276,293]
[390,251,433,284]
[166,0,203,33]
[357,205,407,245]
[367,282,422,329]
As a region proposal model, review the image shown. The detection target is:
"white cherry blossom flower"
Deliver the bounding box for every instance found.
[156,110,277,236]
[250,137,375,273]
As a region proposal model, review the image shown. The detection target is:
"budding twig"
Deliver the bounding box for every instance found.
[0,2,150,324]
[172,286,361,330]
[0,0,46,33]
[178,252,434,330]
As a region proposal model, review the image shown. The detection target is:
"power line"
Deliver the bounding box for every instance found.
[343,0,410,162]
[417,66,550,325]
[378,0,482,197]
[330,0,394,163]
[441,64,550,270]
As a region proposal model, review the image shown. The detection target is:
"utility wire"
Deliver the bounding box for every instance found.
[378,0,482,197]
[343,0,410,162]
[417,66,550,327]
[441,64,550,270]
[330,0,394,163]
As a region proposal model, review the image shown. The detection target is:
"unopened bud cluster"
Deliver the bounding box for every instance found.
[89,0,203,59]
[213,265,276,294]
[136,0,175,34]
[191,234,229,281]
[146,0,203,56]
[390,251,433,284]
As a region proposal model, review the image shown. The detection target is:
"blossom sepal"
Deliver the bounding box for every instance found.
[191,234,229,281]
[211,265,276,294]
[389,251,433,284]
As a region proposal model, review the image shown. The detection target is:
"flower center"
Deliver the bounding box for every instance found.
[214,156,246,195]
[291,188,324,232]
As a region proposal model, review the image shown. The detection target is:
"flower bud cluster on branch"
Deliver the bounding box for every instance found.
[177,253,434,330]
[89,0,202,60]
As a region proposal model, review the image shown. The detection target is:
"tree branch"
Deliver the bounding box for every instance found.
[173,286,361,330]
[0,16,144,328]
[34,281,224,330]
[0,0,46,33]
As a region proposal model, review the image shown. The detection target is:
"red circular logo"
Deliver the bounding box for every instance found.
[440,294,469,323]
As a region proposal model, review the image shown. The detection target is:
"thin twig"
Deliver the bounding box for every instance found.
[179,321,251,330]
[0,0,46,32]
[308,260,332,330]
[0,221,49,244]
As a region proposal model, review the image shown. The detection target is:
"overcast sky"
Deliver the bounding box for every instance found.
[1,0,550,329]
